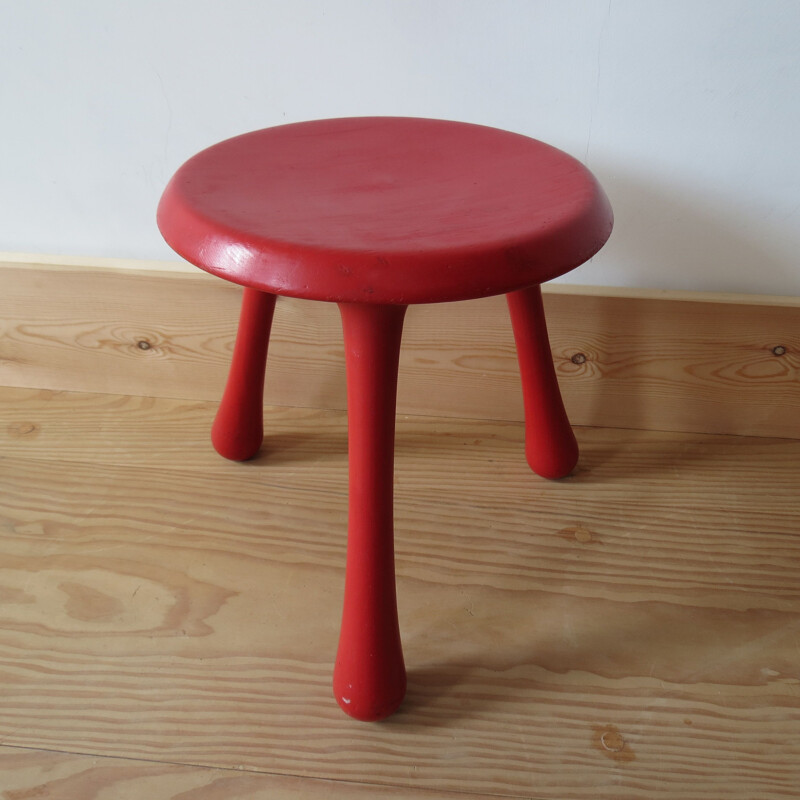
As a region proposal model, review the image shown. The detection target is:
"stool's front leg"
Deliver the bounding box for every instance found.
[212,288,276,461]
[334,302,407,721]
[507,285,578,479]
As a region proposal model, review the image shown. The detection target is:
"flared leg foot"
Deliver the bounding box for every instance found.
[211,288,277,461]
[333,302,408,721]
[507,285,578,479]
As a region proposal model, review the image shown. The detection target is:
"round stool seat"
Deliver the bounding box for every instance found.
[157,116,612,304]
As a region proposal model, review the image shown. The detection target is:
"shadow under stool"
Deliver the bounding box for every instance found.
[157,116,613,721]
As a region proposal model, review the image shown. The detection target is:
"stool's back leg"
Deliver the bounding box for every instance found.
[334,302,408,721]
[507,285,578,479]
[211,288,277,461]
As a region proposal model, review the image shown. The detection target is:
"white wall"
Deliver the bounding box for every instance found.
[3,0,799,294]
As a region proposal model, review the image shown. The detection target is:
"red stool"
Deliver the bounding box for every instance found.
[157,117,613,721]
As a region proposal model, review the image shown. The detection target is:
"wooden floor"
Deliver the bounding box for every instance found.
[1,385,799,798]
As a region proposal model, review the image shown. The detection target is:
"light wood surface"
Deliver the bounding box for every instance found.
[0,748,486,799]
[1,258,798,439]
[1,386,799,798]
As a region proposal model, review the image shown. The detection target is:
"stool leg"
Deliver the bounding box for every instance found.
[334,302,407,721]
[507,285,578,479]
[211,288,277,461]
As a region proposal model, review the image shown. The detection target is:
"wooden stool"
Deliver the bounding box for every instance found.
[157,117,613,721]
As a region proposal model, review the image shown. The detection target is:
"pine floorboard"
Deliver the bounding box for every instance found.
[0,386,799,798]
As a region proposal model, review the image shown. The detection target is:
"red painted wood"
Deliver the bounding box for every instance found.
[157,117,614,721]
[157,117,612,305]
[507,286,578,479]
[334,302,407,721]
[211,288,276,461]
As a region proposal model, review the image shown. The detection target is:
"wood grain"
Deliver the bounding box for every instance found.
[1,387,799,798]
[1,258,798,439]
[0,748,490,799]
[1,386,799,624]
